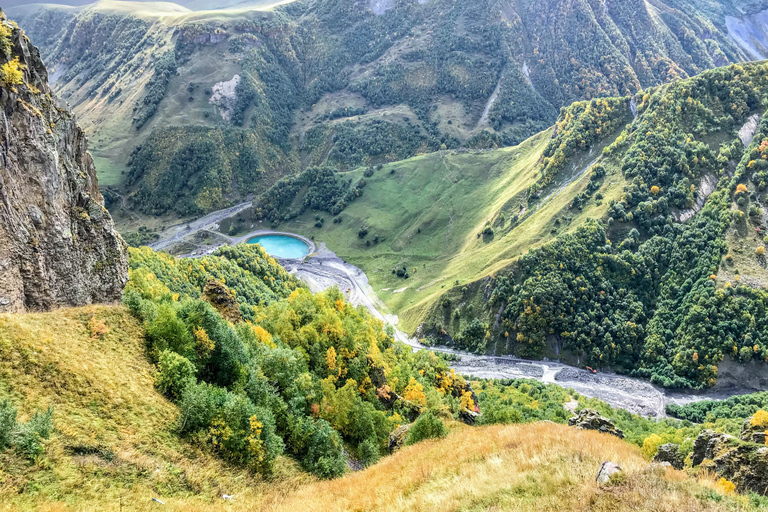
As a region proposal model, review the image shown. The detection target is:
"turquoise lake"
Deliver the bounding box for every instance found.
[247,235,310,259]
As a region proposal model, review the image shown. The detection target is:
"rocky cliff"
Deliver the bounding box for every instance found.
[0,12,127,313]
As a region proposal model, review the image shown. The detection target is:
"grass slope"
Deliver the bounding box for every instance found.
[283,128,625,331]
[0,305,759,511]
[0,306,309,510]
[271,422,746,512]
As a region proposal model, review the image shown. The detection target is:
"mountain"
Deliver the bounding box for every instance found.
[10,0,768,225]
[0,9,127,313]
[215,59,768,391]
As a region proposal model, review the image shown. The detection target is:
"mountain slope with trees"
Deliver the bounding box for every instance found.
[10,0,768,224]
[419,60,768,389]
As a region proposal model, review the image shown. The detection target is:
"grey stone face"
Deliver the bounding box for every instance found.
[0,19,127,313]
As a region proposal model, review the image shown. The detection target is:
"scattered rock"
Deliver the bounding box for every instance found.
[568,409,624,438]
[646,461,673,471]
[596,461,623,484]
[653,443,684,470]
[389,424,411,452]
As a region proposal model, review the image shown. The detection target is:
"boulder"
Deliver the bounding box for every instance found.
[459,408,480,425]
[389,424,411,452]
[568,409,624,438]
[653,443,684,470]
[691,428,768,495]
[596,461,623,484]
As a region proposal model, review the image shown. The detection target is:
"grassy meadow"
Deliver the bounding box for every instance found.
[285,129,626,331]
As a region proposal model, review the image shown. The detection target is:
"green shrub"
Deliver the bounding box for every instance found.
[358,437,380,467]
[12,406,54,459]
[145,304,194,360]
[156,349,196,401]
[301,419,347,479]
[406,411,447,445]
[178,382,227,435]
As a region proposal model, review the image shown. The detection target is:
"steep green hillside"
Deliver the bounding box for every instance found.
[12,0,768,225]
[414,61,768,389]
[0,246,763,510]
[245,122,625,330]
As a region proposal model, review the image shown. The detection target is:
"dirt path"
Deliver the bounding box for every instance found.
[478,75,504,128]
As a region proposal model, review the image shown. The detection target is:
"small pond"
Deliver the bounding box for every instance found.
[247,234,310,259]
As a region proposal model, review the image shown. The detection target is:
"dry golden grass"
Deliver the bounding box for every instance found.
[260,421,753,512]
[0,306,759,511]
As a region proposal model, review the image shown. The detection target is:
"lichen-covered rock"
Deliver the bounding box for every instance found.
[691,428,768,495]
[389,424,411,452]
[741,414,768,444]
[595,461,623,484]
[653,443,684,470]
[568,409,624,438]
[0,14,127,312]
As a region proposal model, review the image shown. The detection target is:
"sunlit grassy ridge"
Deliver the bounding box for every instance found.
[284,127,625,330]
[266,421,754,512]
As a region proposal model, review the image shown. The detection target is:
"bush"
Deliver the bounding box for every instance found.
[301,419,347,479]
[0,57,24,87]
[0,399,16,450]
[405,411,447,445]
[145,304,194,360]
[14,407,54,459]
[178,382,227,434]
[155,349,196,401]
[358,437,380,467]
[0,400,54,458]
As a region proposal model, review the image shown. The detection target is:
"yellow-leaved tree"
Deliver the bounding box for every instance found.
[0,56,24,87]
[403,377,427,406]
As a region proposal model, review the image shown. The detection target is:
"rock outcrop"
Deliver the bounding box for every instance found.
[202,279,242,323]
[653,443,684,470]
[0,12,127,313]
[389,424,411,452]
[691,426,768,495]
[568,409,624,438]
[741,415,768,445]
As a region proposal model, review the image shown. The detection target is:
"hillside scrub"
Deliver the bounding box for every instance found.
[122,245,475,479]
